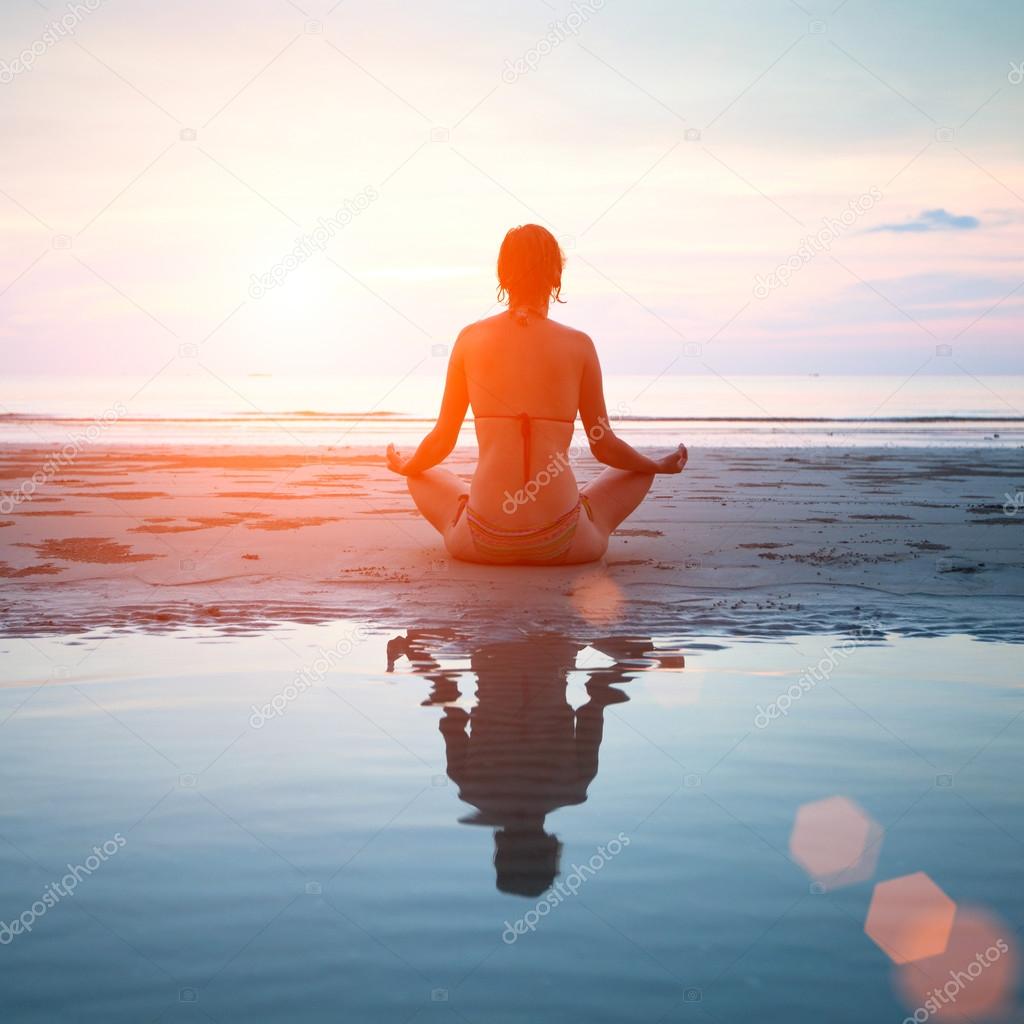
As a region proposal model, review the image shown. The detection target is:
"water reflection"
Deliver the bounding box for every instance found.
[386,629,683,896]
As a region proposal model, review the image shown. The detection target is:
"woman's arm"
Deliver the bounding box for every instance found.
[386,334,469,476]
[578,336,686,474]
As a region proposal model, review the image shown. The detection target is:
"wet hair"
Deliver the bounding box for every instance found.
[496,224,565,305]
[494,826,562,897]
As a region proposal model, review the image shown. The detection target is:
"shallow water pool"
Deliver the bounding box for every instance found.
[1,623,1021,1022]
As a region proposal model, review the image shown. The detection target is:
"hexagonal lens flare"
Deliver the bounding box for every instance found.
[789,795,883,890]
[865,872,957,964]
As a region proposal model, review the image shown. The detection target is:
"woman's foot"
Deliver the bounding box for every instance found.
[654,444,687,474]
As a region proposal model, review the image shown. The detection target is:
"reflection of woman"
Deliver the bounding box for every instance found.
[388,631,672,897]
[385,224,686,565]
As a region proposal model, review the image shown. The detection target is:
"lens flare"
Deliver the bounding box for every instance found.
[865,872,957,965]
[789,795,883,890]
[892,905,1018,1020]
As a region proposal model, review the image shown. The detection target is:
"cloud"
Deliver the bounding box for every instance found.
[871,209,981,233]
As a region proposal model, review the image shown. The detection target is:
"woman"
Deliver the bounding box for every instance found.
[386,224,687,565]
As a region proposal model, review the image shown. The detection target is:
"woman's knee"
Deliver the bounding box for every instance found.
[404,468,433,493]
[405,473,427,502]
[622,469,655,501]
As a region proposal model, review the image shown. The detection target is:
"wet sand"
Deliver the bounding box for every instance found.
[0,444,1021,640]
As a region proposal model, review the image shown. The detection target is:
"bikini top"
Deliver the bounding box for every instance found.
[474,412,575,485]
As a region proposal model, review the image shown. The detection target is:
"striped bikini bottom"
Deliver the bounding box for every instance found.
[455,495,593,565]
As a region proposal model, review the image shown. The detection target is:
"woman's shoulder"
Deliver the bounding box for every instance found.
[458,313,592,345]
[457,313,506,338]
[546,316,591,341]
[545,318,597,360]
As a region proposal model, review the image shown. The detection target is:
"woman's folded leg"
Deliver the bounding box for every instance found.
[580,468,655,534]
[560,468,655,564]
[405,468,469,535]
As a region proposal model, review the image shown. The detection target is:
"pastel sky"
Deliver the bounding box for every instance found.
[1,0,1022,397]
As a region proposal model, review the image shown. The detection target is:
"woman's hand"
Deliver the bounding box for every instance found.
[654,444,688,474]
[386,443,408,476]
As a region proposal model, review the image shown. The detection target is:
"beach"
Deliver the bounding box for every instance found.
[3,439,1023,1023]
[2,443,1021,640]
[5,0,1023,1013]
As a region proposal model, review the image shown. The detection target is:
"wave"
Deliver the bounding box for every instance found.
[2,413,1022,424]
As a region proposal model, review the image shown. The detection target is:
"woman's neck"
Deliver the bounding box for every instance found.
[508,297,549,319]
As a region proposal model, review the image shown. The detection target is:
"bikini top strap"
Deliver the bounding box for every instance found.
[517,412,530,484]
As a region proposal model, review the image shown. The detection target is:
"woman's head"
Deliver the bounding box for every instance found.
[496,224,565,306]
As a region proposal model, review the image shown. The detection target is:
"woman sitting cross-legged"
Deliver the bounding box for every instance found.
[386,224,687,565]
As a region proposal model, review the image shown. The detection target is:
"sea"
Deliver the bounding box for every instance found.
[2,373,1022,449]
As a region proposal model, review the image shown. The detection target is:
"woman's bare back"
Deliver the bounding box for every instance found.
[460,312,591,526]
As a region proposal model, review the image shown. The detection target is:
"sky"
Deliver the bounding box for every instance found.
[1,0,1022,404]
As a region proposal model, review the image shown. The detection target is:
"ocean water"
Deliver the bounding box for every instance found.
[1,621,1021,1022]
[3,374,1023,448]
